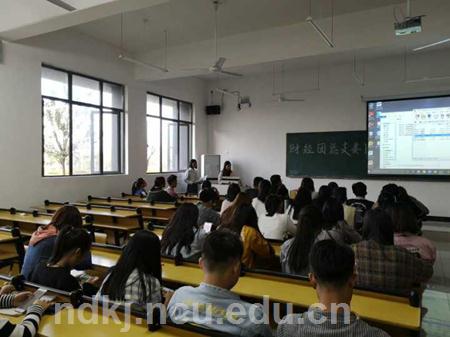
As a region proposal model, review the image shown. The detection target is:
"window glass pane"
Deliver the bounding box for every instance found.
[43,99,70,176]
[72,75,100,105]
[103,110,120,172]
[72,105,100,175]
[180,102,192,122]
[162,98,178,119]
[179,123,189,170]
[103,83,123,109]
[147,94,160,117]
[41,67,68,99]
[162,120,178,172]
[147,117,161,173]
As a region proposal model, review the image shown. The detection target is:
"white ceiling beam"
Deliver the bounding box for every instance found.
[0,0,169,41]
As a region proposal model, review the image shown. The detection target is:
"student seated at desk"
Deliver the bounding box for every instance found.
[346,182,374,232]
[147,177,177,203]
[245,176,263,200]
[258,195,296,240]
[161,204,207,262]
[353,208,433,292]
[277,240,389,337]
[220,192,252,230]
[229,204,274,269]
[316,199,361,245]
[22,206,92,280]
[270,174,289,200]
[290,186,312,221]
[388,204,436,264]
[0,285,52,337]
[197,189,220,227]
[98,230,162,308]
[312,185,332,211]
[220,183,240,215]
[300,177,317,199]
[132,177,148,197]
[165,175,178,198]
[280,205,322,276]
[252,179,271,218]
[168,230,273,337]
[30,226,98,295]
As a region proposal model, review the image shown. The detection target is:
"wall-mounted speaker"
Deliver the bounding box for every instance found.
[206,105,221,115]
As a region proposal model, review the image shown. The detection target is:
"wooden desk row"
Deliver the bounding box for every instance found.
[0,275,208,337]
[89,244,421,336]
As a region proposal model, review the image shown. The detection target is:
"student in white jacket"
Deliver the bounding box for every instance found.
[251,179,271,218]
[258,194,296,240]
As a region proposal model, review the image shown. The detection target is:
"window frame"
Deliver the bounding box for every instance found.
[41,64,125,177]
[146,91,193,174]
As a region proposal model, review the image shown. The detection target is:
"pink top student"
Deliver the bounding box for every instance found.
[388,203,437,264]
[394,233,436,264]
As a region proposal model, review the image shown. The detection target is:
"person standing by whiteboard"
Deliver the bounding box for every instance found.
[218,161,233,184]
[184,159,202,194]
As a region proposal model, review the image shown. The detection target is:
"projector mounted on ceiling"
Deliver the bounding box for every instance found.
[394,0,424,36]
[394,16,423,36]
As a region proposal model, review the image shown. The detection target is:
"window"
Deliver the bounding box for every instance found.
[146,93,193,173]
[41,65,124,176]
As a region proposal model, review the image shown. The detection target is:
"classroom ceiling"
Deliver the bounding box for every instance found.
[0,0,114,32]
[75,0,407,53]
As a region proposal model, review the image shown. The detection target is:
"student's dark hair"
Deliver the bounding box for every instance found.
[328,181,338,190]
[230,204,259,234]
[48,226,91,265]
[287,205,322,274]
[189,159,197,168]
[377,191,397,210]
[222,161,232,176]
[257,179,272,203]
[153,176,166,189]
[101,230,162,303]
[270,174,282,187]
[317,185,331,201]
[202,230,243,272]
[386,203,418,234]
[219,192,252,230]
[50,206,83,231]
[265,194,283,216]
[300,177,315,192]
[226,183,240,202]
[335,187,348,204]
[201,180,212,190]
[309,239,355,288]
[362,208,394,245]
[322,198,344,230]
[293,187,313,220]
[200,188,215,203]
[167,175,177,185]
[253,176,263,189]
[352,182,367,197]
[161,204,199,258]
[132,178,146,195]
[382,183,399,196]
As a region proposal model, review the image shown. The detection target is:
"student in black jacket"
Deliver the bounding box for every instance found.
[30,226,98,295]
[147,176,177,203]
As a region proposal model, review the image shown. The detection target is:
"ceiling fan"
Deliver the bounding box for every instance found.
[184,0,243,77]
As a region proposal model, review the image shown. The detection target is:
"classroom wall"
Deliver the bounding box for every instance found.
[0,29,208,209]
[206,48,450,216]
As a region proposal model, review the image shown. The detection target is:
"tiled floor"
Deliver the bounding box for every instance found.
[421,223,450,337]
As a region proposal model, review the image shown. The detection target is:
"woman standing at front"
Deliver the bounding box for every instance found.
[184,159,202,194]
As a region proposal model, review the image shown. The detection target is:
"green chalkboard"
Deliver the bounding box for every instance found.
[286,131,367,178]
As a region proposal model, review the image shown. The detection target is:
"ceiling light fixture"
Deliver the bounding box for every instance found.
[305,0,335,48]
[413,38,450,52]
[45,0,76,11]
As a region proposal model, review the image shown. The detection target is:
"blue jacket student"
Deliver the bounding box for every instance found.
[22,236,92,280]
